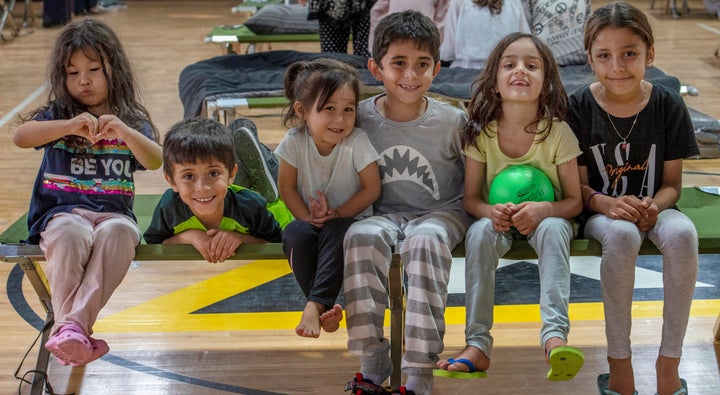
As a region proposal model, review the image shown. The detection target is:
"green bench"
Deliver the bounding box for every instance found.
[2,187,720,394]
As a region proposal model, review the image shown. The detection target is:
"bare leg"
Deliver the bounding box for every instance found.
[656,355,682,395]
[608,356,635,395]
[319,304,343,333]
[436,345,490,372]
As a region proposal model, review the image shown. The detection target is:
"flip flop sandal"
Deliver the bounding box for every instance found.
[597,373,639,395]
[433,358,488,379]
[655,378,689,395]
[344,372,393,394]
[45,324,92,366]
[547,346,584,381]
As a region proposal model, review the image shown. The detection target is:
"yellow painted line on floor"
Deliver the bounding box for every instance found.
[95,258,720,333]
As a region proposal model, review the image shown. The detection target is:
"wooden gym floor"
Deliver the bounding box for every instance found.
[1,1,719,394]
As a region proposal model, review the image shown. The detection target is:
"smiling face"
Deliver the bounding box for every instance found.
[297,83,357,155]
[165,159,237,227]
[65,49,110,115]
[588,26,654,101]
[369,39,440,107]
[495,37,544,106]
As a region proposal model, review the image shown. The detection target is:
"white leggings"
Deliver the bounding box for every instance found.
[584,208,698,359]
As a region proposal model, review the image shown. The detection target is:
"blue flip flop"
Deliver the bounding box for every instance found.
[655,378,689,395]
[433,358,487,379]
[597,373,638,395]
[547,346,584,381]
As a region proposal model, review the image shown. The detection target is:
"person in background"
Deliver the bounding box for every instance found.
[521,0,591,66]
[300,0,376,57]
[441,0,530,69]
[368,0,449,53]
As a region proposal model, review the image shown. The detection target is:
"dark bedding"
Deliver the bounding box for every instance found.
[179,50,680,119]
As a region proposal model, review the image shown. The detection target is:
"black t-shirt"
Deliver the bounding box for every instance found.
[567,84,699,199]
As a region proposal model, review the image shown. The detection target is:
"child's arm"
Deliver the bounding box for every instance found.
[14,113,99,148]
[278,160,313,222]
[464,157,514,232]
[333,161,381,219]
[97,115,163,170]
[637,158,683,231]
[580,166,646,223]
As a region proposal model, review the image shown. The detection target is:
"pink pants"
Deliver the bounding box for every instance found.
[39,208,140,336]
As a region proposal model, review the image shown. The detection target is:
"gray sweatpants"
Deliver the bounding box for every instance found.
[584,208,698,359]
[463,216,574,359]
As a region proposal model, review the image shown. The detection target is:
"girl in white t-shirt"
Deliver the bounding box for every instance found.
[275,58,381,338]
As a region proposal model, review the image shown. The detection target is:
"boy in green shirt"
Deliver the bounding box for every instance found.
[144,117,291,263]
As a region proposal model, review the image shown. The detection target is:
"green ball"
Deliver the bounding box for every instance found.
[488,164,555,205]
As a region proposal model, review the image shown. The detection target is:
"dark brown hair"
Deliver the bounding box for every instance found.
[282,57,360,128]
[371,10,441,65]
[583,1,654,54]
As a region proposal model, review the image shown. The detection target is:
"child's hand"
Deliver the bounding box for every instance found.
[607,195,646,223]
[95,114,132,142]
[308,190,330,219]
[206,229,243,263]
[308,190,335,227]
[68,112,99,142]
[510,201,549,235]
[491,203,514,233]
[636,197,658,232]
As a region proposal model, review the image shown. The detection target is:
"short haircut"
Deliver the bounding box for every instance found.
[371,10,441,65]
[162,117,236,177]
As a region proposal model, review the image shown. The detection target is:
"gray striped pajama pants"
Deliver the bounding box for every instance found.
[343,210,471,379]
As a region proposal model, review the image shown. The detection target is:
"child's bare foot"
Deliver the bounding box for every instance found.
[608,356,635,395]
[544,337,566,363]
[436,345,490,372]
[319,304,343,333]
[295,301,322,338]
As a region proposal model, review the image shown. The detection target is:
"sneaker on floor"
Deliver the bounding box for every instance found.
[45,324,92,366]
[229,121,279,202]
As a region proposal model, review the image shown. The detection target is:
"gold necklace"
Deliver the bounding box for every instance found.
[601,82,647,151]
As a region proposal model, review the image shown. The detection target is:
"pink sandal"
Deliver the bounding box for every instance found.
[45,323,92,366]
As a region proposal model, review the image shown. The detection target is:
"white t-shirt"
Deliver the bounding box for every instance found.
[441,0,531,69]
[275,126,380,219]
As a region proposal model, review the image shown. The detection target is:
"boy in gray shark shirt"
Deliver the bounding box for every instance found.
[342,10,472,395]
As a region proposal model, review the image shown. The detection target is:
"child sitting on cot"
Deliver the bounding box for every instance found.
[276,58,381,338]
[436,31,584,382]
[143,118,291,262]
[13,18,163,366]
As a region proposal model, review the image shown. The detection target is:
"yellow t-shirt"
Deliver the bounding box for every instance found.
[463,119,581,202]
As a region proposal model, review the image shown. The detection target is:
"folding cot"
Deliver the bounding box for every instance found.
[0,0,33,42]
[205,23,320,55]
[3,188,720,394]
